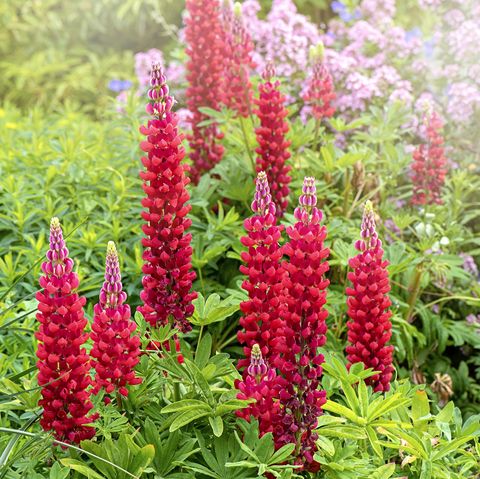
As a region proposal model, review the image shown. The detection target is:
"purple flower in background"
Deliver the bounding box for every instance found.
[242,0,320,80]
[108,79,132,92]
[460,253,479,278]
[423,39,435,59]
[405,28,422,42]
[466,314,480,334]
[383,218,401,244]
[135,49,164,87]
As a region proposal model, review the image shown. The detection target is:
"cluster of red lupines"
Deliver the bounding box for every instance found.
[236,174,393,470]
[34,0,450,458]
[184,0,335,193]
[410,110,448,205]
[302,44,336,121]
[36,221,140,442]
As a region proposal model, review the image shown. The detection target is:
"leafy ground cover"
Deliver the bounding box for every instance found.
[1,0,480,478]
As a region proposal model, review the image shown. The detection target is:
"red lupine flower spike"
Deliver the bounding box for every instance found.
[276,176,329,470]
[35,217,97,443]
[185,0,225,183]
[138,63,197,333]
[303,42,336,121]
[254,63,292,216]
[235,344,281,435]
[411,110,448,205]
[221,1,255,117]
[237,172,285,371]
[346,201,394,392]
[91,242,142,401]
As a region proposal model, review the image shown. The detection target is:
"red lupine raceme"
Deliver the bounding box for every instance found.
[346,201,394,392]
[35,217,97,443]
[411,110,448,205]
[254,63,292,217]
[91,242,142,402]
[138,63,197,334]
[185,0,225,183]
[303,43,336,121]
[237,171,285,371]
[221,1,255,118]
[275,177,329,470]
[235,344,281,436]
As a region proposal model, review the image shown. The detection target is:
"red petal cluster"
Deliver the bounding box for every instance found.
[303,53,336,121]
[35,218,96,443]
[254,64,292,217]
[138,64,197,333]
[235,344,281,436]
[236,176,329,470]
[411,111,448,205]
[275,177,329,469]
[91,242,142,400]
[237,172,285,371]
[185,0,225,183]
[346,201,394,392]
[221,2,255,117]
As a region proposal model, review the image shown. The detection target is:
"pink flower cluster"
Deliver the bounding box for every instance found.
[237,177,395,465]
[237,174,331,471]
[346,201,394,392]
[410,111,447,205]
[221,1,255,117]
[36,219,97,443]
[91,242,142,401]
[139,63,197,332]
[254,64,291,216]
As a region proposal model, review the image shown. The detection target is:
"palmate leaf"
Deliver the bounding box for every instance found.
[190,293,240,327]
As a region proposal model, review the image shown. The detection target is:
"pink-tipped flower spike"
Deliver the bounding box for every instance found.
[139,63,197,333]
[35,217,97,443]
[221,2,255,117]
[235,344,281,436]
[185,0,226,184]
[238,172,285,371]
[303,42,336,121]
[254,62,292,216]
[411,110,448,205]
[91,242,142,402]
[276,176,329,470]
[346,201,394,392]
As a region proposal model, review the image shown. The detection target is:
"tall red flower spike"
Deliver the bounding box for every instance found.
[35,217,97,443]
[235,344,281,436]
[91,242,142,402]
[254,63,292,216]
[276,177,329,470]
[221,1,255,118]
[346,201,394,392]
[237,171,285,371]
[303,43,336,121]
[411,111,448,205]
[138,63,197,333]
[185,0,225,183]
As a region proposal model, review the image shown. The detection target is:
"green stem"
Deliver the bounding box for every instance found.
[342,168,351,216]
[195,325,204,358]
[405,265,423,323]
[239,116,255,174]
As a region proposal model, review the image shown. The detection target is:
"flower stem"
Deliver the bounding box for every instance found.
[240,116,255,173]
[405,265,423,323]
